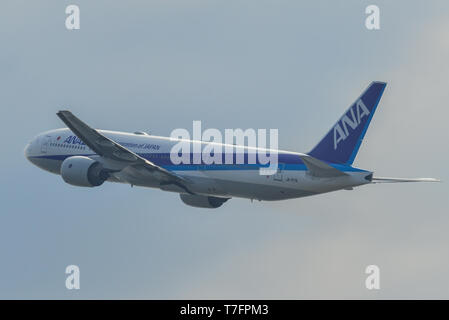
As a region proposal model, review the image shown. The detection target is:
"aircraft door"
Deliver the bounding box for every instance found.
[41,136,50,154]
[273,163,284,181]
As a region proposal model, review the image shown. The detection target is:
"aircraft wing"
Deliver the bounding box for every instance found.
[56,110,195,194]
[371,177,441,183]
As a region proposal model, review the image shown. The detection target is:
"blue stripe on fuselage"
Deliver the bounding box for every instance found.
[29,153,368,172]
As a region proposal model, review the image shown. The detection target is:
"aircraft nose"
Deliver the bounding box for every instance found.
[24,138,36,162]
[24,142,31,159]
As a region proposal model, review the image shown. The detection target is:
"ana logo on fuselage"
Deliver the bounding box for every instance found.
[333,99,370,150]
[64,135,85,145]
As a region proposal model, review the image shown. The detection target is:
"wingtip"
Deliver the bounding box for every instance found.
[56,110,73,120]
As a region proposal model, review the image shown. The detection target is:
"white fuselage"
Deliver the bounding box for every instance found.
[25,128,372,201]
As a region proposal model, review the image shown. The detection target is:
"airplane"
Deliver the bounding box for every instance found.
[24,82,439,208]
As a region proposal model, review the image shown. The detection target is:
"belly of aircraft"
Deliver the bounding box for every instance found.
[31,157,359,201]
[175,169,319,201]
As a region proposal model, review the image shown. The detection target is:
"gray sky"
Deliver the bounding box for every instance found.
[0,0,448,298]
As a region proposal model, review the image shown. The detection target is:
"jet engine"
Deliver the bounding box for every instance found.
[180,194,229,209]
[60,156,109,187]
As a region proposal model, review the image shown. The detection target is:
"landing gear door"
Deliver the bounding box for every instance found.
[273,163,284,181]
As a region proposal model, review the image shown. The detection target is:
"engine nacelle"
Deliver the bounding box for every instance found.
[61,156,108,187]
[180,194,229,208]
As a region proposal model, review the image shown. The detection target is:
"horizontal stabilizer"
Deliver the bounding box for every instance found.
[372,177,441,183]
[299,155,348,178]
